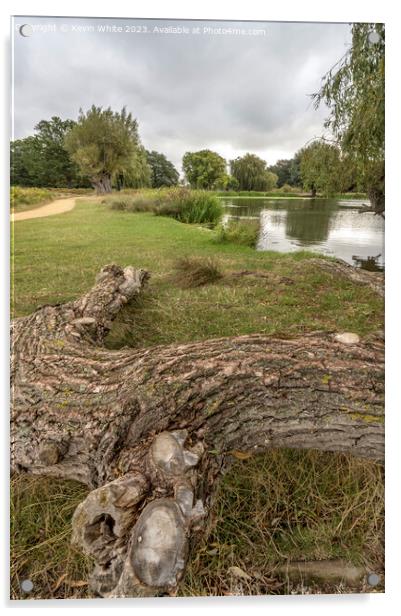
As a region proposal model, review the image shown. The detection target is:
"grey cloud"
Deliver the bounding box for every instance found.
[13,17,351,169]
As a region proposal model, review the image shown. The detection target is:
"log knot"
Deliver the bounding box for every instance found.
[72,429,206,597]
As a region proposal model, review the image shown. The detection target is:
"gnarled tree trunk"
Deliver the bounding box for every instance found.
[92,173,112,195]
[11,264,384,598]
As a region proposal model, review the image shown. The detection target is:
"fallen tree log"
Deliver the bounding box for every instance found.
[10,264,384,597]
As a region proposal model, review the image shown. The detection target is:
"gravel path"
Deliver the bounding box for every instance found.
[11,197,78,222]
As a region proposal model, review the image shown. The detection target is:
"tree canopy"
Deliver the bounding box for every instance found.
[11,117,87,188]
[313,23,385,211]
[182,150,226,190]
[146,150,179,187]
[298,140,344,197]
[230,154,278,192]
[268,157,301,188]
[64,106,149,194]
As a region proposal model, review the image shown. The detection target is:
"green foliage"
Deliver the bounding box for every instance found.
[105,194,154,212]
[11,186,54,209]
[182,150,227,190]
[105,188,223,225]
[146,150,179,187]
[153,188,223,224]
[268,157,301,188]
[298,141,344,196]
[278,183,302,194]
[10,117,88,188]
[230,154,278,191]
[216,219,260,247]
[213,174,240,192]
[64,106,149,192]
[172,256,223,288]
[314,23,384,209]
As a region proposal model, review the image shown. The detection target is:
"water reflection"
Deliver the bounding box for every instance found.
[221,198,384,271]
[285,201,335,245]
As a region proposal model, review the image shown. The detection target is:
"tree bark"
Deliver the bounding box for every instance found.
[10,264,384,598]
[92,174,112,195]
[367,185,385,216]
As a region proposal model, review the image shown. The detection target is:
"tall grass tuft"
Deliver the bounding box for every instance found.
[104,195,154,212]
[105,188,223,225]
[215,219,260,248]
[172,256,223,288]
[153,188,223,225]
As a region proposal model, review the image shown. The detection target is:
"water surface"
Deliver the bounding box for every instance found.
[221,198,384,271]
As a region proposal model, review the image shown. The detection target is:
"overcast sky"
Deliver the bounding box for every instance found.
[12,17,351,171]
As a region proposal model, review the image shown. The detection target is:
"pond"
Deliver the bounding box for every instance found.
[220,198,385,271]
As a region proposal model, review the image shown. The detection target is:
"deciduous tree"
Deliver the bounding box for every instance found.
[64,106,147,195]
[182,150,226,190]
[230,154,277,192]
[146,150,179,187]
[313,23,385,213]
[298,141,343,197]
[11,117,87,188]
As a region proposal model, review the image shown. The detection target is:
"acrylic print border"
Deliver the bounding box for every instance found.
[1,4,396,616]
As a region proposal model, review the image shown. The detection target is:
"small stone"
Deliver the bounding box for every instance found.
[367,572,380,586]
[334,332,360,345]
[21,579,34,593]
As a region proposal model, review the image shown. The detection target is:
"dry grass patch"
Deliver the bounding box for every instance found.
[172,256,224,288]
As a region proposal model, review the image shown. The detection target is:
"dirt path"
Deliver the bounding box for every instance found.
[11,196,79,222]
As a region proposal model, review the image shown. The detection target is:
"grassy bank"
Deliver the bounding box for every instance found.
[11,197,384,598]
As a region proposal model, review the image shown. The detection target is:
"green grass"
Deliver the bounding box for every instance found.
[215,219,261,248]
[180,449,384,596]
[10,475,92,599]
[11,196,384,598]
[11,200,382,344]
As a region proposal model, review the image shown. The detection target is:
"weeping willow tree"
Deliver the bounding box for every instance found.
[314,23,385,214]
[64,106,151,194]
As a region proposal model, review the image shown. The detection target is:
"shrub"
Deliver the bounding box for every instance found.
[104,195,155,212]
[10,186,54,208]
[215,219,260,248]
[172,256,223,288]
[279,183,302,194]
[106,188,223,225]
[154,188,223,225]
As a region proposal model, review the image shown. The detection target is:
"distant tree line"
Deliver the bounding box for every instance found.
[11,93,376,199]
[8,112,358,197]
